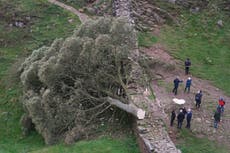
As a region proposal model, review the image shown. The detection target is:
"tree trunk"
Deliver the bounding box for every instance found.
[106,97,145,119]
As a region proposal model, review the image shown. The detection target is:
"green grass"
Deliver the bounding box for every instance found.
[177,129,229,153]
[138,32,158,48]
[59,0,87,9]
[30,137,139,153]
[159,9,230,95]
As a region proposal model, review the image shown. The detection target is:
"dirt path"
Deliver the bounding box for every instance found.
[48,0,89,23]
[141,43,230,147]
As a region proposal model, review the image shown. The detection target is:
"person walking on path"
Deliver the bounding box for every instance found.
[184,77,192,93]
[195,90,203,109]
[218,97,225,114]
[170,110,176,126]
[186,108,192,129]
[172,76,183,95]
[177,109,185,129]
[185,58,191,75]
[214,111,221,128]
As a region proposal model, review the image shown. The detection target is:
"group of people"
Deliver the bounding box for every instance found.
[170,107,192,129]
[172,58,192,95]
[170,58,226,129]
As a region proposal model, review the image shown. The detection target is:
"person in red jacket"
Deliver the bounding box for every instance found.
[218,97,225,114]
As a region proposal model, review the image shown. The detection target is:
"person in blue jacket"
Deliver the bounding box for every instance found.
[184,77,192,93]
[186,108,192,129]
[185,58,191,75]
[172,76,183,95]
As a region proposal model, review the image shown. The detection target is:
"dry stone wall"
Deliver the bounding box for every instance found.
[113,0,173,31]
[113,0,181,152]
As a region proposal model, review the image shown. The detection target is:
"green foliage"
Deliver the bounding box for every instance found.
[177,129,229,153]
[159,8,230,95]
[30,137,139,153]
[138,32,157,48]
[59,0,88,9]
[19,17,137,144]
[0,0,79,152]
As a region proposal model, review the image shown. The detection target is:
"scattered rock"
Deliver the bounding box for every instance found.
[86,7,96,14]
[68,19,74,23]
[79,8,84,13]
[168,0,176,4]
[26,16,31,21]
[190,7,200,13]
[195,118,202,123]
[217,20,223,27]
[15,21,24,27]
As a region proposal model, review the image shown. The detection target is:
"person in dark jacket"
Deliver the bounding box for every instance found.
[214,111,221,128]
[172,77,183,95]
[170,110,176,126]
[217,105,222,113]
[182,107,187,116]
[186,108,192,129]
[177,109,185,129]
[185,58,191,75]
[195,90,202,109]
[184,77,192,93]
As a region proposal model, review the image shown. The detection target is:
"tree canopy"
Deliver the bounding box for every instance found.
[19,17,138,144]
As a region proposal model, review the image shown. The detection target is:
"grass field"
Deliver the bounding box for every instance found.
[30,137,139,153]
[177,129,229,153]
[159,8,230,95]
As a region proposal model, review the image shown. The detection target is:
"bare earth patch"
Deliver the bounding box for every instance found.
[141,44,230,148]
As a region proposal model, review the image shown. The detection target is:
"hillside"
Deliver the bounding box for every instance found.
[0,0,230,153]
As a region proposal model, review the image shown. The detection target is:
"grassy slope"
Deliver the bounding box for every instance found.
[138,1,230,153]
[0,1,139,153]
[0,0,79,152]
[156,2,230,153]
[31,137,139,153]
[159,7,230,95]
[177,130,229,153]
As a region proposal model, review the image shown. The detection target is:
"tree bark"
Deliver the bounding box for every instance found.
[106,97,145,119]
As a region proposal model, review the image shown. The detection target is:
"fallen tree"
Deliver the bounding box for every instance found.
[19,17,145,144]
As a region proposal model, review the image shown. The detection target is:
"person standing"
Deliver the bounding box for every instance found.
[214,111,221,128]
[195,90,203,109]
[184,77,192,93]
[182,107,187,116]
[177,109,185,129]
[172,76,183,95]
[185,58,191,75]
[186,108,192,129]
[170,110,176,126]
[218,97,225,114]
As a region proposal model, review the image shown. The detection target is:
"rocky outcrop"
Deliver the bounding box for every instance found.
[113,0,178,31]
